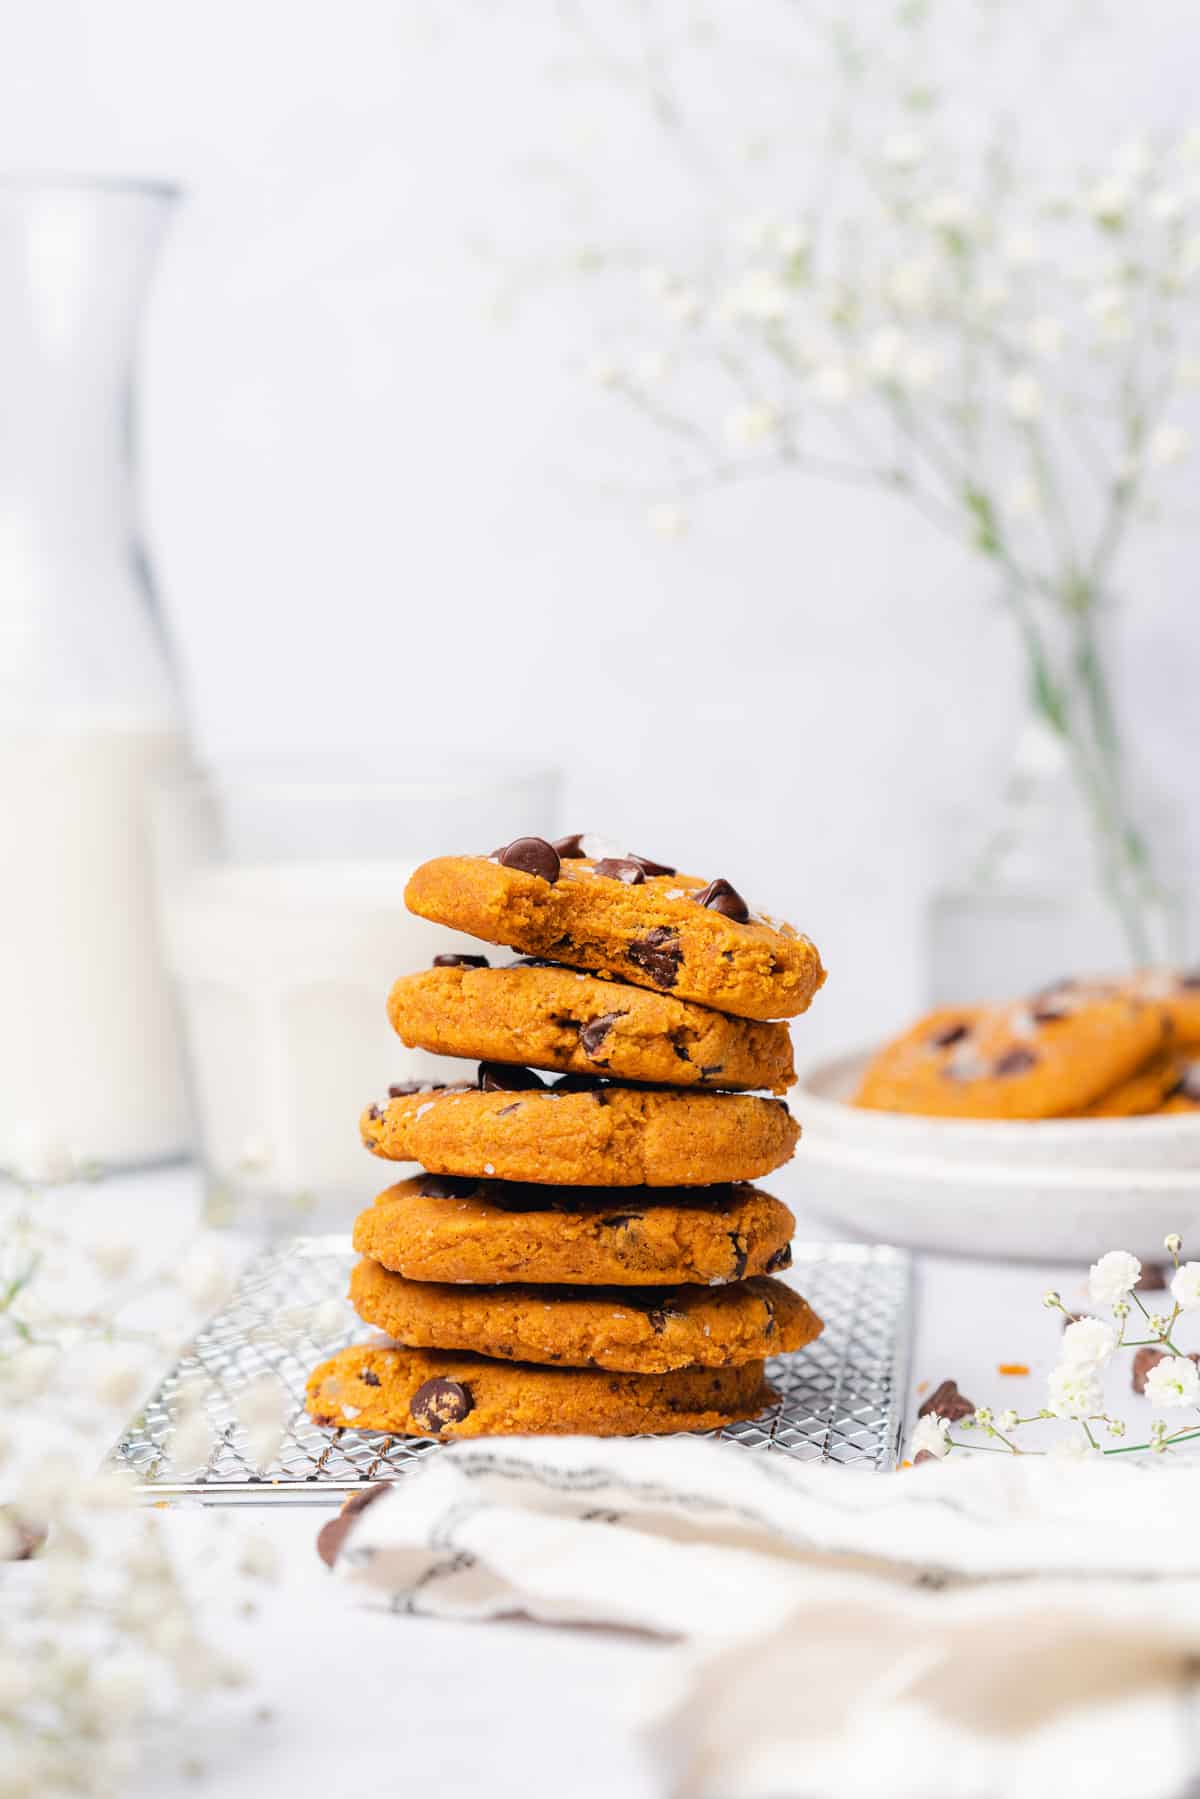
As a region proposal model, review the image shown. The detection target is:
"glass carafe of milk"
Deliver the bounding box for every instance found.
[0,178,191,1176]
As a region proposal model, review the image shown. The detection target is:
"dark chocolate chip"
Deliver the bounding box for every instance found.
[692,878,750,923]
[478,1062,545,1092]
[631,853,676,877]
[646,1309,669,1333]
[1136,1262,1169,1292]
[699,1063,723,1078]
[672,1041,691,1063]
[1178,970,1200,990]
[418,1174,480,1199]
[552,834,587,858]
[360,1369,381,1387]
[432,953,489,969]
[728,1233,749,1280]
[763,1244,792,1274]
[579,1013,622,1058]
[917,1379,975,1423]
[316,1482,390,1568]
[600,1213,642,1228]
[929,1021,971,1049]
[366,1104,384,1121]
[1031,1003,1071,1024]
[495,837,560,883]
[993,1047,1039,1077]
[593,857,646,885]
[627,927,683,989]
[552,1072,608,1093]
[410,1378,474,1435]
[508,956,561,969]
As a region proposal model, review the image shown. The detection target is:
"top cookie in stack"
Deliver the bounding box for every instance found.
[306,833,826,1443]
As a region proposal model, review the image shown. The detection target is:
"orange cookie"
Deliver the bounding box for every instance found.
[388,959,795,1093]
[855,985,1168,1120]
[349,1256,821,1372]
[1081,1050,1180,1117]
[1159,1056,1200,1114]
[361,1075,799,1187]
[352,1175,796,1287]
[306,1342,773,1439]
[1128,969,1200,1043]
[403,837,825,1022]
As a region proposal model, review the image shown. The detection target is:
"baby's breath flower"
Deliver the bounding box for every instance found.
[1106,1418,1127,1437]
[1089,1249,1142,1307]
[973,1406,994,1428]
[1051,1435,1099,1461]
[1166,1233,1184,1255]
[1042,1289,1062,1309]
[1112,1299,1131,1320]
[1170,1261,1200,1311]
[999,1410,1019,1432]
[1004,372,1043,422]
[1047,1364,1103,1420]
[1061,1317,1117,1369]
[1145,1355,1200,1410]
[910,1413,951,1459]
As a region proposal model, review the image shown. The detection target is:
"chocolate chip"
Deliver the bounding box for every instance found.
[1132,1347,1200,1394]
[729,1233,749,1279]
[360,1369,381,1387]
[495,837,560,883]
[478,1062,545,1092]
[692,877,750,922]
[913,1450,937,1466]
[496,1102,521,1117]
[631,853,676,877]
[600,1213,642,1228]
[316,1482,390,1567]
[929,1021,971,1049]
[579,1013,622,1058]
[763,1244,792,1274]
[1031,1003,1071,1023]
[508,955,561,969]
[1136,1262,1169,1292]
[699,1063,723,1078]
[593,857,646,885]
[672,1041,691,1063]
[366,1104,384,1121]
[552,834,587,858]
[917,1379,975,1423]
[432,953,489,969]
[993,1048,1039,1077]
[646,1309,670,1333]
[410,1378,474,1435]
[627,927,682,989]
[1179,970,1200,990]
[418,1174,479,1199]
[552,1071,607,1092]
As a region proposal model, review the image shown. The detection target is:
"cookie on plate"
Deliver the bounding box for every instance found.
[1159,1057,1200,1113]
[352,1175,796,1287]
[1080,1050,1180,1117]
[388,958,796,1093]
[403,837,825,1022]
[349,1256,820,1373]
[361,1075,799,1187]
[855,986,1168,1119]
[306,1342,774,1438]
[1128,969,1200,1046]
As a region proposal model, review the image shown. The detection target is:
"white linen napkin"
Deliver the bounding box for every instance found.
[330,1435,1200,1799]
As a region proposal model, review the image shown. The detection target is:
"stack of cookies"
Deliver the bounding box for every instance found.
[306,833,827,1442]
[855,970,1200,1120]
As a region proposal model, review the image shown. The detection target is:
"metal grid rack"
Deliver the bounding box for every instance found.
[107,1236,911,1503]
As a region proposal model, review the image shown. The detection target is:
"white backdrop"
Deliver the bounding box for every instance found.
[2,0,1197,1057]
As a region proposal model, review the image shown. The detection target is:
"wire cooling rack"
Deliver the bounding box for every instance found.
[107,1236,911,1503]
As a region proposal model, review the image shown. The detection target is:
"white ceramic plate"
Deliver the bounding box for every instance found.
[794,1048,1200,1262]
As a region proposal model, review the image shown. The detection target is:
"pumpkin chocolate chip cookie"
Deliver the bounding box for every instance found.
[306,1342,774,1439]
[361,1074,799,1186]
[1080,1049,1181,1117]
[855,985,1168,1119]
[403,836,826,1023]
[352,1175,796,1286]
[349,1256,820,1373]
[1160,1057,1200,1113]
[387,959,796,1093]
[1129,969,1200,1047]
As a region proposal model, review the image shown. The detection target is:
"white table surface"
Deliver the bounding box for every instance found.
[78,1163,1122,1799]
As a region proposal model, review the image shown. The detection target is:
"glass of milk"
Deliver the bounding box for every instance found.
[154,758,559,1231]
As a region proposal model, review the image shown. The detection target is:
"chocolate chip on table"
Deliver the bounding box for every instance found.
[692,878,750,923]
[993,1047,1039,1077]
[495,837,561,883]
[478,1062,545,1092]
[917,1379,975,1423]
[1136,1262,1169,1292]
[627,927,683,989]
[763,1244,792,1274]
[410,1378,474,1435]
[432,953,489,968]
[579,1013,622,1058]
[418,1174,480,1199]
[552,834,587,858]
[316,1481,391,1568]
[593,857,646,885]
[928,1020,971,1049]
